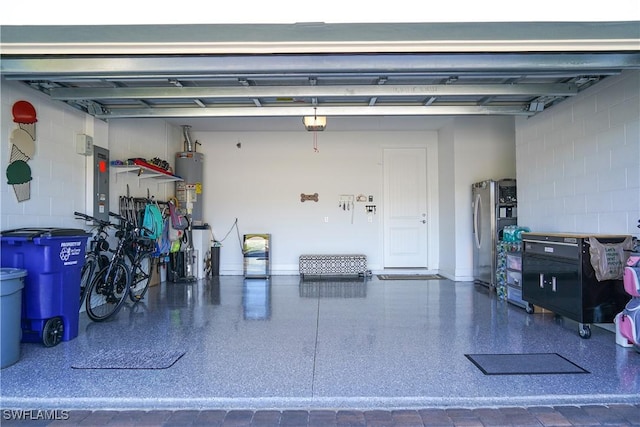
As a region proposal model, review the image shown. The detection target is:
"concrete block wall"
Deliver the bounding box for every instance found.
[516,70,640,236]
[0,80,108,230]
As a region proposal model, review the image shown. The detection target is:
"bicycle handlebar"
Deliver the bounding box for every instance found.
[74,211,112,228]
[108,211,125,220]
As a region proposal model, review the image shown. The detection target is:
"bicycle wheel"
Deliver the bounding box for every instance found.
[79,254,98,307]
[129,252,153,302]
[85,260,131,321]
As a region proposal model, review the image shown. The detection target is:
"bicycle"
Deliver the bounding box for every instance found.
[84,212,134,321]
[125,227,156,302]
[74,211,113,308]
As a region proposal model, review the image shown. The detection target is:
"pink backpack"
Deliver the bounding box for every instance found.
[168,200,188,231]
[617,255,640,348]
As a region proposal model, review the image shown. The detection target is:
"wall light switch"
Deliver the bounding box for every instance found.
[324,217,329,223]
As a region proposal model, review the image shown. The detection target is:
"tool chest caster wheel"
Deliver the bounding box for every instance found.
[579,324,591,339]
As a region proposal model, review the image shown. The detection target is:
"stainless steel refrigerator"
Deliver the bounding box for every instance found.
[472,179,517,288]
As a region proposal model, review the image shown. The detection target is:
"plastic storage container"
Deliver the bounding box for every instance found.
[0,268,27,368]
[0,228,90,347]
[506,253,522,271]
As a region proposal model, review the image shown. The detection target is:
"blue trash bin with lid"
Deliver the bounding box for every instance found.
[0,228,90,347]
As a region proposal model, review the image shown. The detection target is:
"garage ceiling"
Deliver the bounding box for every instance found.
[1,21,639,130]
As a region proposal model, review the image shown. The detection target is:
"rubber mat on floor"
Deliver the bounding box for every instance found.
[71,350,185,370]
[377,274,444,280]
[465,353,589,375]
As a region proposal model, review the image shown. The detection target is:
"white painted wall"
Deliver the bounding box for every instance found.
[437,123,456,278]
[437,117,516,281]
[194,130,440,275]
[516,70,640,236]
[107,119,182,205]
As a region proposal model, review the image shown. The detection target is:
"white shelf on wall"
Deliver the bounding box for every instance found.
[112,164,183,186]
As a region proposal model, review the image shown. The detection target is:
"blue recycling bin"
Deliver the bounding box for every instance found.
[1,228,90,347]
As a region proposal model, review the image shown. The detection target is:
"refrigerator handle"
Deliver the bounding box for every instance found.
[473,193,482,249]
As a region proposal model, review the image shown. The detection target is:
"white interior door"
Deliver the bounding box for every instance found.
[383,148,428,268]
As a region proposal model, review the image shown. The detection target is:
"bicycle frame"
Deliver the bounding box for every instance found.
[74,211,113,308]
[84,212,135,321]
[126,235,156,302]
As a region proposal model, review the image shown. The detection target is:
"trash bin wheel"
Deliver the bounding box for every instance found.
[42,317,64,347]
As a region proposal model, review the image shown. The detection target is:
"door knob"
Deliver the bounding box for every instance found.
[421,220,427,224]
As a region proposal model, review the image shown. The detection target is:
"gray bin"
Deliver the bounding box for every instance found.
[1,268,26,368]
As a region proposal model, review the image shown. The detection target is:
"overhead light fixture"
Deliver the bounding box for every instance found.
[302,108,327,131]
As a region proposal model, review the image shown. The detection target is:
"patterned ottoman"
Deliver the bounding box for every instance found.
[299,254,367,278]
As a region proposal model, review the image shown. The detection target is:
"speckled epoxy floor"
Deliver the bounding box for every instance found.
[1,276,639,411]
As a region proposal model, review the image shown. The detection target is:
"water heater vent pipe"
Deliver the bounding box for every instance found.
[182,125,196,152]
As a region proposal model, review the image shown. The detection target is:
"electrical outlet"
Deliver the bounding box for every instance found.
[368,216,373,223]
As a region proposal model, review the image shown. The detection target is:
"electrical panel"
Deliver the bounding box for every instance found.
[92,145,109,222]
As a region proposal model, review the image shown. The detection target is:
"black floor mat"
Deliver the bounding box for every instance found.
[377,274,444,280]
[72,350,185,370]
[465,353,589,375]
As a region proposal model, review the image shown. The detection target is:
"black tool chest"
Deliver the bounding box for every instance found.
[521,232,631,338]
